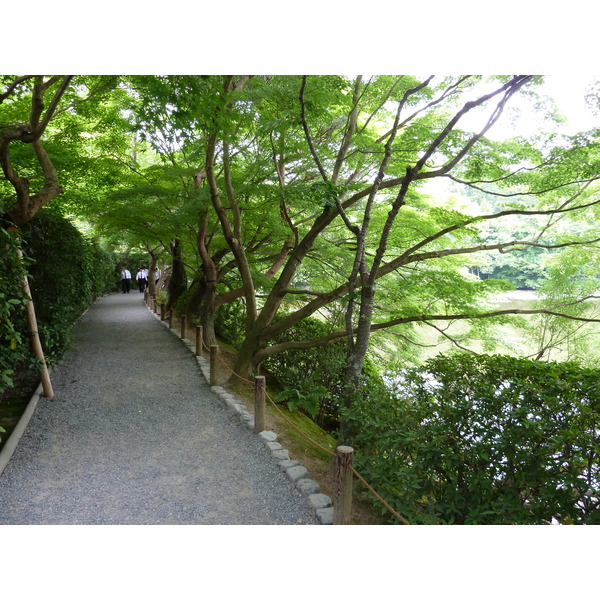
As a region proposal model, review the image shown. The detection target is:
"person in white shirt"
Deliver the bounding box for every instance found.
[136,268,147,293]
[121,268,132,294]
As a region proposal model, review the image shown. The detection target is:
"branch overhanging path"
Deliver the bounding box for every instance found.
[0,293,319,525]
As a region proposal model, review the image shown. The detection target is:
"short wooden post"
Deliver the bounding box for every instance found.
[152,296,158,314]
[210,345,219,386]
[333,445,354,525]
[180,314,187,339]
[169,310,174,329]
[254,376,266,433]
[196,326,203,356]
[144,289,149,303]
[160,304,165,321]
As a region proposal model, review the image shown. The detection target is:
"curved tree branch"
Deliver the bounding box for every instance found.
[299,76,329,183]
[256,296,600,361]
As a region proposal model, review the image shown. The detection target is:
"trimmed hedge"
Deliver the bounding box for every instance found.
[0,209,117,395]
[0,225,31,391]
[344,353,600,524]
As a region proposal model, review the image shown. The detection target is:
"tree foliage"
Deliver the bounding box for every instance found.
[93,75,600,437]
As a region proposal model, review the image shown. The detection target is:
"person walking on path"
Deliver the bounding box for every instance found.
[0,292,318,525]
[121,268,131,293]
[136,268,147,293]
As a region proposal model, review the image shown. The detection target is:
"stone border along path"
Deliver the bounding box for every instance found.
[153,303,334,525]
[0,293,333,525]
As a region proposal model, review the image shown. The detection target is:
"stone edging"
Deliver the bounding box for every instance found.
[151,307,334,525]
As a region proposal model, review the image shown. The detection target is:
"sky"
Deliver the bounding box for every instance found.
[454,74,599,141]
[538,74,598,133]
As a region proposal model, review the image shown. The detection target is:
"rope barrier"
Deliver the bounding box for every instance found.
[349,466,410,525]
[182,316,409,524]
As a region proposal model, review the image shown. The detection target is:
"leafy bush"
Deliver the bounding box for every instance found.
[156,290,168,306]
[0,224,34,394]
[17,209,116,364]
[274,383,329,418]
[344,353,600,524]
[214,297,246,348]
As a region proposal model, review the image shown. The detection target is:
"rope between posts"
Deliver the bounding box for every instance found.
[262,387,409,524]
[205,339,336,455]
[349,466,410,525]
[192,322,409,524]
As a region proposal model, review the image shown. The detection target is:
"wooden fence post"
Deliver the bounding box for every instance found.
[196,326,203,356]
[333,445,354,525]
[160,304,165,321]
[169,310,174,329]
[153,296,158,314]
[210,345,219,386]
[180,315,187,339]
[254,376,266,433]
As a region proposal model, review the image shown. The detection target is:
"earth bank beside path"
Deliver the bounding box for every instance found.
[0,292,320,525]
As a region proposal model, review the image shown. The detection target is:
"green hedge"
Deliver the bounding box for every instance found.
[0,226,31,391]
[0,209,117,395]
[344,353,600,524]
[21,210,117,360]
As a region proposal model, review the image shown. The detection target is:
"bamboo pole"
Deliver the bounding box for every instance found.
[17,248,54,398]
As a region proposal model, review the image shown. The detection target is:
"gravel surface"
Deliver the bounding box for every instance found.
[0,292,319,525]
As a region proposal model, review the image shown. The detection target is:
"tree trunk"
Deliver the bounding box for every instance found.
[167,238,186,311]
[201,283,218,348]
[147,251,159,297]
[233,331,266,379]
[179,274,219,348]
[339,284,376,443]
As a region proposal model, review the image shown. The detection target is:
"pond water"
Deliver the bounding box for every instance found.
[413,289,600,363]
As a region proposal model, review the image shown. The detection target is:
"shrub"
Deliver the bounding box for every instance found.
[344,353,600,524]
[214,297,246,348]
[0,225,31,394]
[18,209,116,363]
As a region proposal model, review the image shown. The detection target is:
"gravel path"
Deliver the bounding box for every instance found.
[0,292,319,525]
